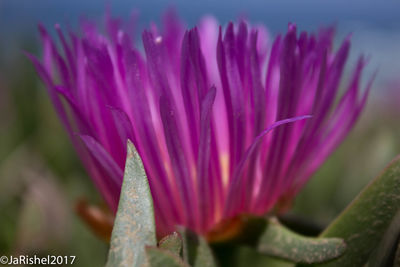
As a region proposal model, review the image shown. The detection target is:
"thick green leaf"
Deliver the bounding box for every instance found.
[317,155,400,267]
[178,227,217,267]
[236,246,294,267]
[106,141,156,267]
[146,247,188,267]
[179,227,199,265]
[395,241,400,267]
[367,210,400,266]
[194,236,217,267]
[159,232,182,256]
[258,217,346,264]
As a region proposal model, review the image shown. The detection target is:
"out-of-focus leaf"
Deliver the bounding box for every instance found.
[146,247,188,267]
[159,232,182,256]
[367,210,400,266]
[178,227,217,267]
[395,241,400,267]
[0,146,70,253]
[194,236,217,267]
[15,174,70,253]
[106,141,156,267]
[236,246,294,267]
[258,217,346,264]
[179,228,199,265]
[316,155,400,267]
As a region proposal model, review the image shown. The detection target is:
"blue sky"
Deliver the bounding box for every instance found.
[2,0,400,32]
[0,0,400,30]
[1,0,399,85]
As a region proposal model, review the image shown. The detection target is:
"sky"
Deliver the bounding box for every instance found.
[2,0,400,32]
[1,0,399,85]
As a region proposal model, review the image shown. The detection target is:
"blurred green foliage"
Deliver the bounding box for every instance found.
[0,39,108,266]
[293,101,400,228]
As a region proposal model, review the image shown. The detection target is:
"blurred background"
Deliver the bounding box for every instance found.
[0,0,400,266]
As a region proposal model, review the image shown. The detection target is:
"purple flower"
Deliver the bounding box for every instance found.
[30,11,371,236]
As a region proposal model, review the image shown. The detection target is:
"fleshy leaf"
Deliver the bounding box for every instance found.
[146,247,188,267]
[258,217,346,264]
[179,227,199,265]
[106,141,156,267]
[178,227,218,267]
[159,232,183,256]
[194,236,218,267]
[367,210,400,266]
[235,246,294,267]
[315,155,400,267]
[395,241,400,266]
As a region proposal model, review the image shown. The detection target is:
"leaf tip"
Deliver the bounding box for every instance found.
[126,139,136,159]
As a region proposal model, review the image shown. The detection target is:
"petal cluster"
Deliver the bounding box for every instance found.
[30,11,371,235]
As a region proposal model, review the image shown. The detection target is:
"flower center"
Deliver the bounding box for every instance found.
[205,216,243,243]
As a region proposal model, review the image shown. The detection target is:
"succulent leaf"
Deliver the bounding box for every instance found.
[146,247,188,267]
[258,217,346,264]
[106,141,156,267]
[159,232,183,256]
[194,236,218,267]
[315,155,400,267]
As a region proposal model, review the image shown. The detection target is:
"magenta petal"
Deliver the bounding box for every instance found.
[80,135,123,187]
[197,86,217,230]
[224,115,312,217]
[159,94,199,231]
